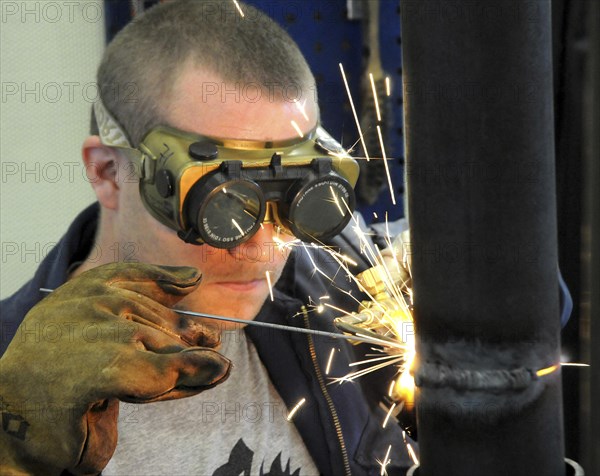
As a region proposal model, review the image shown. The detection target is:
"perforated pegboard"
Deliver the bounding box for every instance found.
[104,0,405,224]
[248,0,405,224]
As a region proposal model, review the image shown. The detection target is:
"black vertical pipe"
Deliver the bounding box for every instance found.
[400,2,565,475]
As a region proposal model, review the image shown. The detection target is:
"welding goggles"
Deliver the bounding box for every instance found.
[94,100,359,248]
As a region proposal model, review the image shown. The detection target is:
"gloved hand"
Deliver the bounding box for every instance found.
[379,228,412,291]
[0,263,231,476]
[371,230,416,437]
[334,229,416,438]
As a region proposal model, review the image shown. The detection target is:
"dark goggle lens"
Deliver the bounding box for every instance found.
[289,176,354,241]
[184,158,355,248]
[198,181,263,245]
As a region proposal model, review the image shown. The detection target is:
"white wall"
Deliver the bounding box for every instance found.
[1,1,105,298]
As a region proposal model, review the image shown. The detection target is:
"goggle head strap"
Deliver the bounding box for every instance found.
[93,99,134,149]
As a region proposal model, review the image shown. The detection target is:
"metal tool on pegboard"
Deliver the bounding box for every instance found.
[346,0,364,20]
[355,0,393,206]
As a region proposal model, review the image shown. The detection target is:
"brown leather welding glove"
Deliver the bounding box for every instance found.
[0,263,231,476]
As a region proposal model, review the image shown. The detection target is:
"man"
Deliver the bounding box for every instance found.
[1,1,411,474]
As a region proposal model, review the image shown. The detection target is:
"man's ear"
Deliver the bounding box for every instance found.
[82,135,121,210]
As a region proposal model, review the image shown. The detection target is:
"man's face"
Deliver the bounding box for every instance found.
[114,67,319,326]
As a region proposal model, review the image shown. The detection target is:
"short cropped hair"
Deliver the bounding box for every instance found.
[94,0,316,146]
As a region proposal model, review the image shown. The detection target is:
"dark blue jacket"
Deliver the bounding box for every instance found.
[0,203,414,475]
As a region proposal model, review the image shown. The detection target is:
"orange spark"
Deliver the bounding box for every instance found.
[286,397,306,421]
[339,63,370,161]
[536,364,559,377]
[382,402,397,429]
[290,120,304,138]
[407,443,419,465]
[293,99,310,122]
[231,218,244,235]
[232,0,245,17]
[376,125,397,205]
[325,348,336,375]
[369,73,382,122]
[379,444,392,475]
[265,270,274,302]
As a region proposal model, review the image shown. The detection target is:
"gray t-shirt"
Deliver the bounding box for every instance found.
[103,330,319,475]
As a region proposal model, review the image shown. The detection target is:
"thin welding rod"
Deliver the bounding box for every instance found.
[39,288,391,346]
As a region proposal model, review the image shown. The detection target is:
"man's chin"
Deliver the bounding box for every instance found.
[177,289,267,325]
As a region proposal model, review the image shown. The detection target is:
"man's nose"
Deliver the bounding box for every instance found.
[230,223,288,263]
